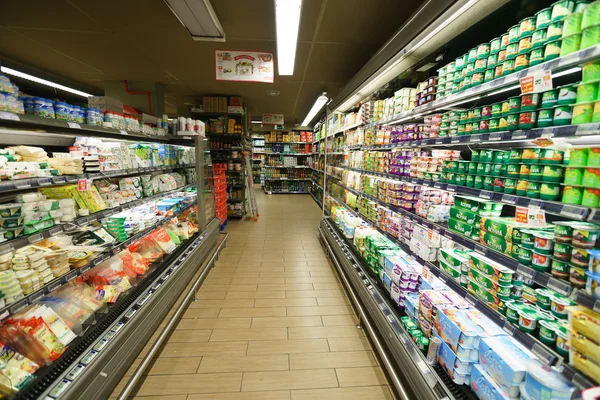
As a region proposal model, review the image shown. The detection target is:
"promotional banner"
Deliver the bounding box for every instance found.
[262,113,284,125]
[215,50,274,83]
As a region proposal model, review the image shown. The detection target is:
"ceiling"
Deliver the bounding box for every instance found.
[0,0,424,124]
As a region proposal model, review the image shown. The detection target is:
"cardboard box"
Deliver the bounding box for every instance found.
[227,106,244,114]
[218,97,228,113]
[229,96,243,106]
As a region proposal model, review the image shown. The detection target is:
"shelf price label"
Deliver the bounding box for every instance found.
[520,70,552,94]
[489,132,502,141]
[67,122,81,129]
[0,112,20,121]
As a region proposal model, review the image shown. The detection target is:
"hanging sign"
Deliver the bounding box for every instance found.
[262,113,285,125]
[520,70,552,94]
[515,206,546,227]
[215,50,274,83]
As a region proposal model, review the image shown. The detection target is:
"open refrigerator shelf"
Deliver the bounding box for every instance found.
[320,218,476,400]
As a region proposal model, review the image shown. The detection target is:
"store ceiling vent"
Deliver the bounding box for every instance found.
[164,0,226,42]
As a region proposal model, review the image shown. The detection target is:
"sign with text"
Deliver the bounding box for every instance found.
[520,70,552,94]
[215,50,274,83]
[262,113,284,125]
[77,179,92,192]
[515,206,547,227]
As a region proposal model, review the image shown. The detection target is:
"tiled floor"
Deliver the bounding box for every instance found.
[115,189,394,400]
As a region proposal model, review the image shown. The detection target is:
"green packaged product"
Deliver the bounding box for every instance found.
[542,88,559,107]
[455,195,503,216]
[467,278,504,310]
[530,46,545,66]
[581,25,600,49]
[527,181,541,198]
[448,217,478,238]
[542,165,565,182]
[466,175,475,187]
[469,267,513,297]
[450,206,481,225]
[537,107,555,127]
[562,185,584,204]
[560,33,582,56]
[536,8,553,29]
[529,164,544,180]
[481,231,513,256]
[544,39,562,60]
[483,176,494,190]
[440,258,462,279]
[582,0,600,29]
[573,101,594,124]
[415,335,429,354]
[532,28,548,47]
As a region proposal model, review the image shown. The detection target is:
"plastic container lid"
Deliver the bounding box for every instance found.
[526,359,576,397]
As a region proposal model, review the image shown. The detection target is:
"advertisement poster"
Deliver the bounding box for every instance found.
[215,50,274,83]
[262,113,284,125]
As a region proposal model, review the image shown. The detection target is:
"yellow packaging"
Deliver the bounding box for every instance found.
[571,330,600,365]
[572,350,600,384]
[568,306,600,340]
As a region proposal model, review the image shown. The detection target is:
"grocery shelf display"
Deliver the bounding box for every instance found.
[251,133,265,186]
[262,130,314,194]
[0,71,223,398]
[313,1,600,400]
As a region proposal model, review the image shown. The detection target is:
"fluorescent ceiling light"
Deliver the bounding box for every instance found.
[302,93,328,126]
[1,67,92,97]
[275,0,302,75]
[164,0,225,41]
[252,120,263,124]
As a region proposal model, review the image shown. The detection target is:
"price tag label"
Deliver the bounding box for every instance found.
[434,183,442,189]
[446,185,456,192]
[79,264,91,273]
[49,379,71,398]
[502,194,518,204]
[520,70,552,94]
[119,130,128,135]
[451,137,460,144]
[489,132,502,141]
[14,180,31,190]
[512,131,528,140]
[38,178,52,186]
[48,227,63,236]
[474,245,486,255]
[0,111,20,121]
[10,299,28,314]
[470,135,481,143]
[548,278,572,296]
[503,322,516,336]
[465,293,478,306]
[48,281,62,292]
[517,264,536,279]
[480,191,493,200]
[560,205,586,219]
[67,122,81,129]
[29,289,45,304]
[531,344,556,365]
[65,270,78,282]
[541,128,555,138]
[28,234,44,244]
[66,364,86,381]
[491,77,506,87]
[435,139,443,145]
[52,176,67,184]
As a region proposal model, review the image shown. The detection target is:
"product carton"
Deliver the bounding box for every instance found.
[448,217,479,240]
[229,96,243,106]
[419,290,452,322]
[470,364,516,400]
[435,333,472,385]
[450,207,481,225]
[227,106,244,114]
[404,292,420,322]
[468,252,514,284]
[439,248,471,274]
[436,308,484,358]
[454,195,503,216]
[480,217,538,244]
[480,231,513,256]
[478,336,533,387]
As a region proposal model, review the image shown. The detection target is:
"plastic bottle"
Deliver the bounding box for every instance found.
[45,99,55,119]
[55,102,69,120]
[24,97,35,115]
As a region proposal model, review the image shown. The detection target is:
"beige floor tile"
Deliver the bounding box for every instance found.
[239,266,286,272]
[335,367,388,387]
[254,298,318,307]
[258,284,314,291]
[166,330,213,343]
[187,299,255,308]
[317,297,351,306]
[176,318,251,330]
[187,391,290,400]
[182,308,221,319]
[284,266,332,272]
[309,271,337,277]
[241,369,338,392]
[282,261,309,267]
[290,351,377,370]
[230,277,286,285]
[312,283,346,290]
[125,357,202,376]
[251,316,323,328]
[197,354,289,373]
[259,271,311,277]
[195,291,228,300]
[203,277,233,285]
[226,291,286,299]
[129,396,187,400]
[288,326,362,339]
[219,307,286,318]
[285,277,339,284]
[158,341,248,358]
[200,284,257,292]
[133,373,242,396]
[321,315,359,326]
[247,339,330,355]
[286,290,346,298]
[287,306,353,317]
[327,337,373,352]
[291,386,393,400]
[209,327,288,342]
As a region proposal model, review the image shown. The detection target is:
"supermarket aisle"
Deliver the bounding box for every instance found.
[117,189,394,400]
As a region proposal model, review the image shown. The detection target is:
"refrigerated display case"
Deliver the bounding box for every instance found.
[315,1,600,399]
[0,113,221,399]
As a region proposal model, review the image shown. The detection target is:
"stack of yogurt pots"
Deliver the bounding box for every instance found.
[563,147,600,206]
[436,0,594,100]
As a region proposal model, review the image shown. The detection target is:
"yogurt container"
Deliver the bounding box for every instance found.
[572,223,600,248]
[550,294,575,319]
[582,187,600,206]
[581,25,600,49]
[508,24,520,44]
[558,84,577,105]
[560,33,582,56]
[490,37,501,54]
[583,60,600,82]
[554,104,574,125]
[532,251,551,271]
[575,80,599,103]
[538,319,560,346]
[562,185,584,204]
[518,306,541,332]
[536,8,553,29]
[570,265,587,287]
[563,11,584,36]
[544,39,562,60]
[533,231,555,254]
[553,241,572,260]
[551,258,571,279]
[573,101,594,124]
[551,0,576,22]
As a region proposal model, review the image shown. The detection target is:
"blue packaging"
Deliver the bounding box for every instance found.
[404,292,420,322]
[470,364,515,400]
[382,272,392,293]
[435,332,475,375]
[436,308,483,360]
[479,336,532,388]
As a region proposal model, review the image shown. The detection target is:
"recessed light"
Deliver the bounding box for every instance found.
[266,89,280,96]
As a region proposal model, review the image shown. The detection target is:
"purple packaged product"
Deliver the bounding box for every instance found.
[408,281,418,290]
